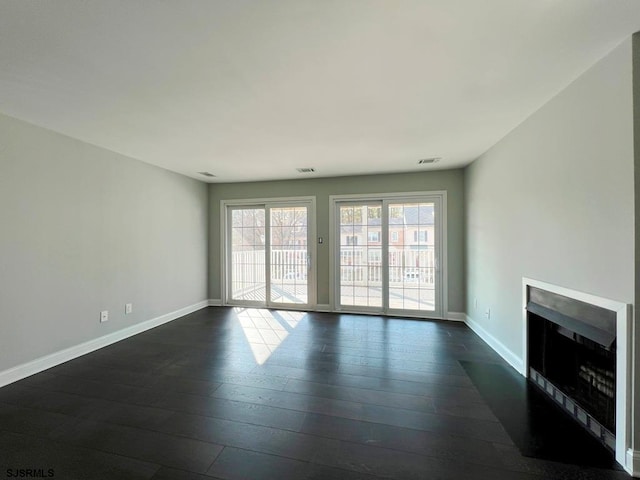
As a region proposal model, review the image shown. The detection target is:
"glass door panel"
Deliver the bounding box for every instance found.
[269,206,309,305]
[338,203,383,309]
[387,202,436,313]
[230,208,266,302]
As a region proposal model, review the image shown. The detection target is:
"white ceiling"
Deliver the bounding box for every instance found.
[1,1,640,183]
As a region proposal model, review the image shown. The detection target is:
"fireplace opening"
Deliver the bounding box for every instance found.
[528,313,615,432]
[526,286,617,451]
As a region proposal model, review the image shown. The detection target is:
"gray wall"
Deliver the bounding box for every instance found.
[0,113,208,372]
[465,36,635,442]
[208,170,465,313]
[633,32,640,456]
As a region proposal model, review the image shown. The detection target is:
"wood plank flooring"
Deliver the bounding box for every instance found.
[0,307,631,479]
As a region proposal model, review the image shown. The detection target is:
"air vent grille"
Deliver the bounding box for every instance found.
[296,168,316,173]
[198,171,216,177]
[418,158,441,165]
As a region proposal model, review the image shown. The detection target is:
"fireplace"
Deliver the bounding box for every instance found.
[522,278,631,472]
[526,285,616,449]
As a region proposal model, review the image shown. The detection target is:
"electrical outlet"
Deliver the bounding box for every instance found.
[100,310,109,323]
[125,303,133,314]
[484,308,491,319]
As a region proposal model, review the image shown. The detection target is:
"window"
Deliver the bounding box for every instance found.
[346,236,358,246]
[367,231,380,242]
[413,230,428,242]
[390,231,399,242]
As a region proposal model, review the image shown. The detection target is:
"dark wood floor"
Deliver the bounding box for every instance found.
[0,307,630,479]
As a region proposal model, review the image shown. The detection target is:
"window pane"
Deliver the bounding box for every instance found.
[270,206,308,304]
[339,204,382,308]
[388,202,435,312]
[230,208,265,301]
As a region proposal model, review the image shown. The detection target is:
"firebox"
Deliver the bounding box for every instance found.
[526,285,617,451]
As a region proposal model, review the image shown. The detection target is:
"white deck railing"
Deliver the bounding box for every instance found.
[232,247,435,288]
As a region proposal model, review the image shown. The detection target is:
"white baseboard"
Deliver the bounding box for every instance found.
[208,299,222,306]
[315,304,332,312]
[0,300,209,389]
[465,314,525,375]
[446,311,466,322]
[625,449,640,477]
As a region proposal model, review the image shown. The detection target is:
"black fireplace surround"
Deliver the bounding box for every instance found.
[527,286,617,449]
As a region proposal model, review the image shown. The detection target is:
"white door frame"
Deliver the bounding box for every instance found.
[221,196,317,309]
[329,191,447,319]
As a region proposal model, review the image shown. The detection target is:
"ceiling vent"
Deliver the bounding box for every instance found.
[418,157,441,165]
[198,171,216,177]
[296,167,316,173]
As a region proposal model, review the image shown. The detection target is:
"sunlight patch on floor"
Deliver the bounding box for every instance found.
[274,310,305,329]
[234,308,304,365]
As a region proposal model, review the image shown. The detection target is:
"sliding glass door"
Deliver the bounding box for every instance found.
[334,194,444,318]
[226,199,315,308]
